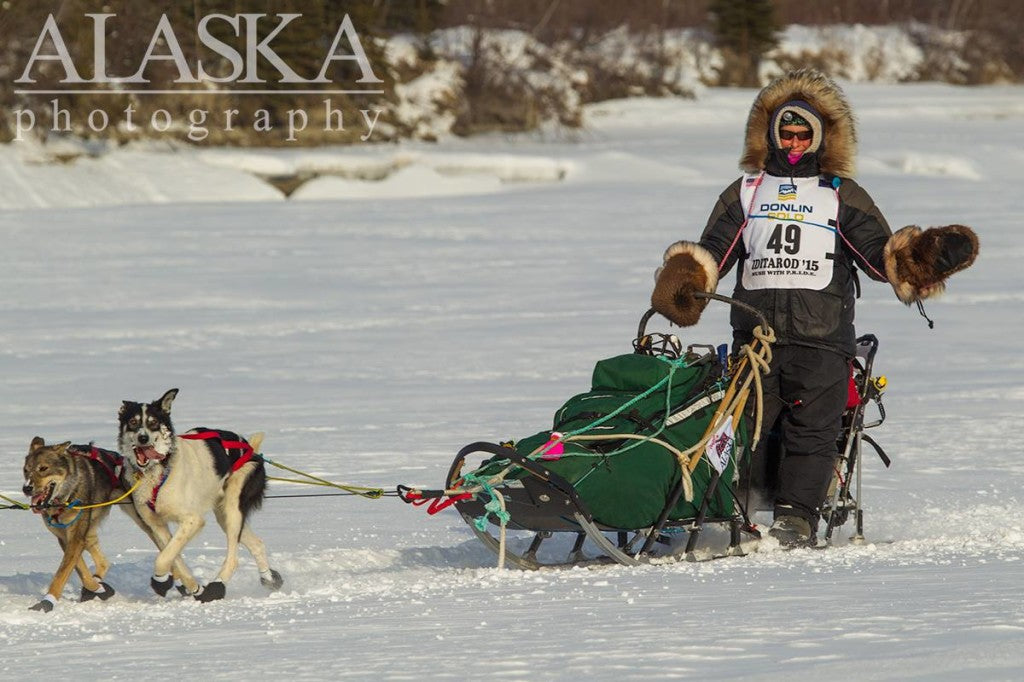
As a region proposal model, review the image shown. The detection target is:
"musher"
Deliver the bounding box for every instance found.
[650,69,979,546]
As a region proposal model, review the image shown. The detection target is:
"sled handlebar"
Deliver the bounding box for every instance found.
[638,292,770,339]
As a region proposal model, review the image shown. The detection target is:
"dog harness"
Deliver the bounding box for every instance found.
[39,445,125,528]
[179,429,256,472]
[68,444,125,490]
[145,430,256,512]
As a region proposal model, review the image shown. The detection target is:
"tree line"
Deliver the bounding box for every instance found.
[0,1,1018,145]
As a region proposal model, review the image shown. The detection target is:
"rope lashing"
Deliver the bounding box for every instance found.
[547,355,690,445]
[557,433,695,502]
[462,474,510,570]
[686,324,774,473]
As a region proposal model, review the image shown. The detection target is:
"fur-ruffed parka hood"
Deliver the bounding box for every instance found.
[740,69,857,178]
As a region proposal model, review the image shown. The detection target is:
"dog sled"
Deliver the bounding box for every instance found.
[401,294,890,568]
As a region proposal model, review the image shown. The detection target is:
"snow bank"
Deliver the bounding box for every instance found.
[0,140,575,208]
[0,140,281,209]
[291,165,501,200]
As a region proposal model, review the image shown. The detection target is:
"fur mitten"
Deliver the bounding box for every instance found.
[884,225,979,303]
[651,241,719,326]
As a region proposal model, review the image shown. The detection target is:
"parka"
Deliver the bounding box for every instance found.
[698,69,892,356]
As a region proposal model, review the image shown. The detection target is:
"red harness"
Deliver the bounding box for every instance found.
[68,444,125,489]
[145,431,256,512]
[179,430,256,472]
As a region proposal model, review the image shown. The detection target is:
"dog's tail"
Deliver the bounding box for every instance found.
[239,462,267,519]
[240,432,268,520]
[247,432,264,453]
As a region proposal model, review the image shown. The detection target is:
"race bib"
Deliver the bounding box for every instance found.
[739,175,839,290]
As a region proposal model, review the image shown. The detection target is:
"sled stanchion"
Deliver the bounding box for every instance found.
[684,469,722,557]
[639,477,686,555]
[825,399,865,542]
[568,533,587,563]
[522,531,550,563]
[851,432,866,544]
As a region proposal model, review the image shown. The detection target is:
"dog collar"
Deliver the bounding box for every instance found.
[45,503,84,529]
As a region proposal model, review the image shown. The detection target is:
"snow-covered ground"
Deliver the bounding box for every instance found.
[1,83,1022,679]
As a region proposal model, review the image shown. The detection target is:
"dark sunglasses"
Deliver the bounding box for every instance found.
[779,129,813,141]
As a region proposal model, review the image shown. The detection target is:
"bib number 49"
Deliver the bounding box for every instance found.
[766,223,801,255]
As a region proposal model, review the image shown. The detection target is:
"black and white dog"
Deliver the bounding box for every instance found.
[118,388,283,602]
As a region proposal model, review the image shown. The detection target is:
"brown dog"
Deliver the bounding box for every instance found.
[22,437,127,612]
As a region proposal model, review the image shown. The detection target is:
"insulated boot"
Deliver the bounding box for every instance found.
[768,515,812,547]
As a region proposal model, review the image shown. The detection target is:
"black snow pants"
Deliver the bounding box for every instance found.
[745,344,850,526]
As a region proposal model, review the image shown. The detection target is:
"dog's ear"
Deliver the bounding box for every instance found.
[159,388,179,413]
[29,436,45,453]
[119,401,130,418]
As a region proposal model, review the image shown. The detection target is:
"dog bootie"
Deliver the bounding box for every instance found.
[29,595,57,613]
[150,574,174,597]
[81,580,116,602]
[194,581,226,603]
[260,569,284,592]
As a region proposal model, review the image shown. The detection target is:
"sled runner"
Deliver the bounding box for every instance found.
[401,296,891,568]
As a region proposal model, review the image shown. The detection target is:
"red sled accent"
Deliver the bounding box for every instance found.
[403,491,472,514]
[426,494,472,515]
[846,368,862,410]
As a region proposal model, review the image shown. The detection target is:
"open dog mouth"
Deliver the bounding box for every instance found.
[29,482,56,514]
[134,445,166,467]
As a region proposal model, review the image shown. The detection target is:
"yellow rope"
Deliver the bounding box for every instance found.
[1,492,29,509]
[65,475,143,510]
[265,459,384,499]
[562,433,695,503]
[686,324,775,473]
[267,476,340,487]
